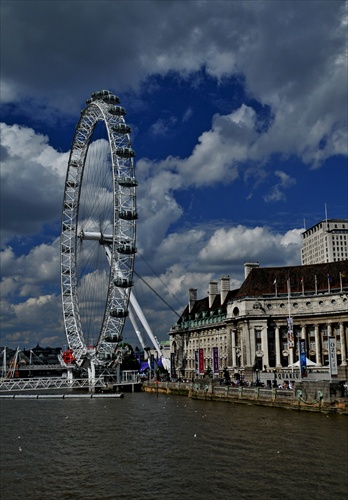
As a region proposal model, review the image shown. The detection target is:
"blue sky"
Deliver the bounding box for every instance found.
[1,0,347,350]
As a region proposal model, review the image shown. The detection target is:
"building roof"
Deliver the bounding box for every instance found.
[173,260,348,326]
[302,218,348,235]
[236,260,348,298]
[178,289,239,323]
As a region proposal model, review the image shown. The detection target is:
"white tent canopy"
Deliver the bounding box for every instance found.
[288,357,318,368]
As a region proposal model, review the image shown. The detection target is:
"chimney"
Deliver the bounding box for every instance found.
[220,275,230,304]
[208,281,218,308]
[244,262,259,279]
[189,288,197,313]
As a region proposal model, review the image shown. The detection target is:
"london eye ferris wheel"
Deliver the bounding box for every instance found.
[60,90,137,371]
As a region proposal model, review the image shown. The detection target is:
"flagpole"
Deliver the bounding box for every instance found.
[287,278,291,319]
[299,336,301,381]
[286,278,294,353]
[325,203,328,227]
[340,273,343,293]
[315,275,317,295]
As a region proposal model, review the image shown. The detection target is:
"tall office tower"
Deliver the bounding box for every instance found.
[301,219,348,265]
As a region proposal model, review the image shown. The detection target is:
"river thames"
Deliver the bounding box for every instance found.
[0,392,347,499]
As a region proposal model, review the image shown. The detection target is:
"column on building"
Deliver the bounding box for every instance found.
[231,328,237,367]
[288,346,294,367]
[275,325,282,368]
[249,325,256,367]
[322,324,329,364]
[327,323,332,338]
[241,321,250,368]
[314,324,321,366]
[261,325,269,368]
[339,322,347,366]
[301,324,306,340]
[300,324,307,361]
[326,322,336,369]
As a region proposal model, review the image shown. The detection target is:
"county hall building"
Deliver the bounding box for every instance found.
[169,260,348,381]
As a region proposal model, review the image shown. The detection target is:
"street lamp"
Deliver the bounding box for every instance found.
[256,368,259,386]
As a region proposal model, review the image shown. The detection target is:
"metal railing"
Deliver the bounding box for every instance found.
[0,377,108,392]
[0,370,142,392]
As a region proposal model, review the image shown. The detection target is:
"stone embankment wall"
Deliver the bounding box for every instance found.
[142,380,348,414]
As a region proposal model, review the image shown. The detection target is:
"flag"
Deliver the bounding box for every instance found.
[287,317,294,348]
[327,274,332,293]
[139,360,150,373]
[328,337,338,376]
[339,272,345,292]
[213,347,219,373]
[300,339,307,378]
[199,348,204,374]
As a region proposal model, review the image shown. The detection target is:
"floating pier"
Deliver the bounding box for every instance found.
[0,393,124,399]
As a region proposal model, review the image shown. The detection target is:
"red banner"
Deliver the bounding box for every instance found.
[199,348,204,374]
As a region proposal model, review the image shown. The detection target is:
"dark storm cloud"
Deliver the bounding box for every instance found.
[1,158,61,235]
[1,1,345,116]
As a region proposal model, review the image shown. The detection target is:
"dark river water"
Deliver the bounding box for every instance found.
[0,392,347,499]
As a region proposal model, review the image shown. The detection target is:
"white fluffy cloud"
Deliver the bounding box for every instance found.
[198,225,303,268]
[1,242,60,295]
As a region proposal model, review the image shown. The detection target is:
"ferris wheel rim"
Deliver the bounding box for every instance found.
[60,91,137,367]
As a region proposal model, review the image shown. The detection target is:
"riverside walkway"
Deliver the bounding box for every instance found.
[143,379,348,414]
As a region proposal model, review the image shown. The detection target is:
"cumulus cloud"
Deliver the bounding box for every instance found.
[263,170,296,202]
[1,294,64,348]
[136,104,256,191]
[135,165,184,252]
[198,225,303,269]
[150,116,177,137]
[1,240,60,295]
[0,123,68,245]
[0,240,64,348]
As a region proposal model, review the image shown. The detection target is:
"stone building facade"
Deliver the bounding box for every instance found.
[169,261,348,380]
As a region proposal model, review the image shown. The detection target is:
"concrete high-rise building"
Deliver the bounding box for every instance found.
[301,219,348,265]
